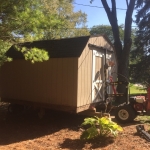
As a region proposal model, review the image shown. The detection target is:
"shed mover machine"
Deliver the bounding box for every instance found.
[107,80,149,123]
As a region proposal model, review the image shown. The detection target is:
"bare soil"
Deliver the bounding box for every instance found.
[0,102,150,150]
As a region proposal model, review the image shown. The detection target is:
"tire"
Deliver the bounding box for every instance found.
[115,104,136,123]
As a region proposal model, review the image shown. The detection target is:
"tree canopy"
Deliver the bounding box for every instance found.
[130,0,150,85]
[90,24,126,43]
[0,0,89,64]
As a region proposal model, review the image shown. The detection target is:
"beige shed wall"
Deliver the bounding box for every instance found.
[89,36,113,51]
[77,36,116,107]
[0,58,78,107]
[77,43,93,107]
[90,36,117,80]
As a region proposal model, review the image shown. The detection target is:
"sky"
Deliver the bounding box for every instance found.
[73,0,137,28]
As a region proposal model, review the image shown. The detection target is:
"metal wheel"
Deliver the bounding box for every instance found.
[115,104,136,123]
[118,109,129,120]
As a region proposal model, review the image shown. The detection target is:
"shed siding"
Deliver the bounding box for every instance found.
[77,43,93,107]
[77,36,115,107]
[89,36,113,51]
[0,35,116,112]
[90,36,117,81]
[0,58,78,107]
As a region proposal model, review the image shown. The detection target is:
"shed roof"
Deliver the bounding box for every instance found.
[7,36,90,59]
[6,35,114,59]
[88,44,113,54]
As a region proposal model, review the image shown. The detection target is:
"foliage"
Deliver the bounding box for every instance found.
[0,40,12,65]
[130,0,150,85]
[0,0,89,64]
[0,0,62,64]
[14,45,49,63]
[0,0,63,41]
[42,0,89,39]
[80,116,123,140]
[90,25,124,43]
[90,25,137,49]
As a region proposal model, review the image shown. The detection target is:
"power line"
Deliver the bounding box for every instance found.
[73,2,127,10]
[54,26,138,29]
[72,2,137,28]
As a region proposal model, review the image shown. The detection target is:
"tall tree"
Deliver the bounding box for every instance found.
[0,0,65,64]
[130,0,150,85]
[91,0,136,103]
[0,0,64,42]
[42,0,89,39]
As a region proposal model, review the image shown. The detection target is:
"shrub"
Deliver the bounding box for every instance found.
[80,116,123,140]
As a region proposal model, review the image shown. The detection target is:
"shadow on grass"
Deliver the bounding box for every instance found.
[60,136,114,150]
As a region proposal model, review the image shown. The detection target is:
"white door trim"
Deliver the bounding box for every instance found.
[92,50,103,102]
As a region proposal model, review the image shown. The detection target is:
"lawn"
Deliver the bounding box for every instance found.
[129,84,147,94]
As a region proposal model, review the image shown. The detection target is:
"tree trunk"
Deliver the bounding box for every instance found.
[117,56,129,104]
[115,39,132,104]
[100,0,135,104]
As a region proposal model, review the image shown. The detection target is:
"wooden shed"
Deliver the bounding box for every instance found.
[0,35,117,113]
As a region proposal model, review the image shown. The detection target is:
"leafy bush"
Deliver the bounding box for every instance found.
[80,116,123,140]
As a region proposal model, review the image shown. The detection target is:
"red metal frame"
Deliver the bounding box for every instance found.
[109,75,117,94]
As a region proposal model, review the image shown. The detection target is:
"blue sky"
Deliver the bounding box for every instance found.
[73,0,137,28]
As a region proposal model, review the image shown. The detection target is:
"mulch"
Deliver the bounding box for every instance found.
[0,102,150,150]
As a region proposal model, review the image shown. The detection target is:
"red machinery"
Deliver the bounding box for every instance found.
[114,86,150,123]
[131,87,150,113]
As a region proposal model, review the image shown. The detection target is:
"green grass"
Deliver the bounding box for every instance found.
[129,85,146,94]
[135,115,150,124]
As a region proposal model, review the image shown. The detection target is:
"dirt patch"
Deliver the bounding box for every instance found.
[0,102,150,150]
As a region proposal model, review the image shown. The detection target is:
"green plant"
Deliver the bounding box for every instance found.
[80,116,123,140]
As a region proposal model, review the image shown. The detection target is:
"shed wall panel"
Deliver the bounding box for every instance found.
[77,44,92,107]
[0,36,116,112]
[77,36,116,108]
[90,36,117,81]
[0,58,78,107]
[89,36,113,51]
[90,37,117,96]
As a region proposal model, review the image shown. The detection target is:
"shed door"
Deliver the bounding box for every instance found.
[92,50,104,102]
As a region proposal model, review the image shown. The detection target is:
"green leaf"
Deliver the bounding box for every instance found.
[99,117,109,124]
[80,127,98,140]
[116,125,123,131]
[80,116,123,139]
[81,117,98,126]
[80,130,90,140]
